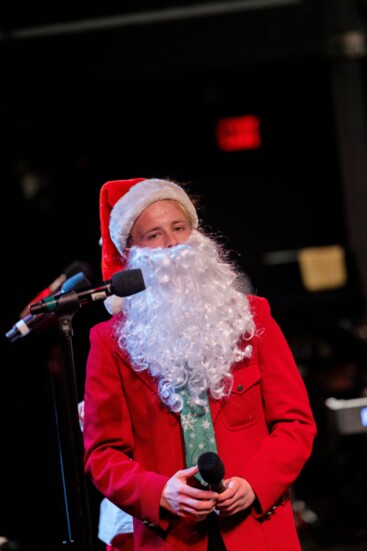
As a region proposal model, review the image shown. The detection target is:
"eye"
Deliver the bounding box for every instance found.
[174,224,188,232]
[146,232,160,241]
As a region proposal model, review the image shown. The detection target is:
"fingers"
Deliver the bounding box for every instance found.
[161,467,218,518]
[172,466,218,499]
[162,472,256,519]
[176,494,217,518]
[214,477,256,516]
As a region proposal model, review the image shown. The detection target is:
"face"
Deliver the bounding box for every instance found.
[129,200,192,250]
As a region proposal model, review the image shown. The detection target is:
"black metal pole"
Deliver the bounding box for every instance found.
[45,302,95,551]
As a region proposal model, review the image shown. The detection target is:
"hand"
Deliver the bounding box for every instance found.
[160,466,218,522]
[77,401,84,432]
[214,477,256,516]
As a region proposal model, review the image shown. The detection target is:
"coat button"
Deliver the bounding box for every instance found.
[237,384,244,391]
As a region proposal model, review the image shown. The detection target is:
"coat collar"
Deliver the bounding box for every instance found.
[114,344,225,422]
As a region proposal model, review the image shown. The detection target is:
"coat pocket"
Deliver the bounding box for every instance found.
[220,363,263,430]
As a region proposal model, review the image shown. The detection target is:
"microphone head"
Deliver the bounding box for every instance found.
[111,269,145,298]
[61,272,91,293]
[197,452,225,485]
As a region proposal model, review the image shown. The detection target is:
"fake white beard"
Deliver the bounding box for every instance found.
[115,230,255,412]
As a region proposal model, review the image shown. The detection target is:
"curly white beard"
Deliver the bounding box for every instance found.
[115,230,255,412]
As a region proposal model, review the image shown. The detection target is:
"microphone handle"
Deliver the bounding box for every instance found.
[29,283,113,314]
[210,480,226,494]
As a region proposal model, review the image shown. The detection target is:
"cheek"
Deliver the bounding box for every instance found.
[176,229,192,243]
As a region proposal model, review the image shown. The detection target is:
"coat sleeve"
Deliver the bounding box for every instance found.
[241,296,317,517]
[82,321,170,531]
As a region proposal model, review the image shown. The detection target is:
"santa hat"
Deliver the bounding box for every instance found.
[99,178,199,312]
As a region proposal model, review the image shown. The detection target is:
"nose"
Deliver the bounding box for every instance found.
[165,231,179,248]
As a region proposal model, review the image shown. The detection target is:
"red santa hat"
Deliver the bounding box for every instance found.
[99,177,199,282]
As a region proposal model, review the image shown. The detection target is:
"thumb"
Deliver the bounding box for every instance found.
[178,465,199,480]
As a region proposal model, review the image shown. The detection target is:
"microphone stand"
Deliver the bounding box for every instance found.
[41,297,95,551]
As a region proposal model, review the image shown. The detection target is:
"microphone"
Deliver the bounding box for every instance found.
[19,259,94,317]
[6,272,92,342]
[29,269,145,315]
[197,452,226,493]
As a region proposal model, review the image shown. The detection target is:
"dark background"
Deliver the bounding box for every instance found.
[1,1,367,550]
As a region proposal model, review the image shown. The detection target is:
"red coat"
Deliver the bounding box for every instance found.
[83,295,317,550]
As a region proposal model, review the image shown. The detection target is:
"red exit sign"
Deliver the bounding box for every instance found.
[216,115,261,151]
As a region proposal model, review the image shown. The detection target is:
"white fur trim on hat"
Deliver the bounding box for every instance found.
[109,179,199,257]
